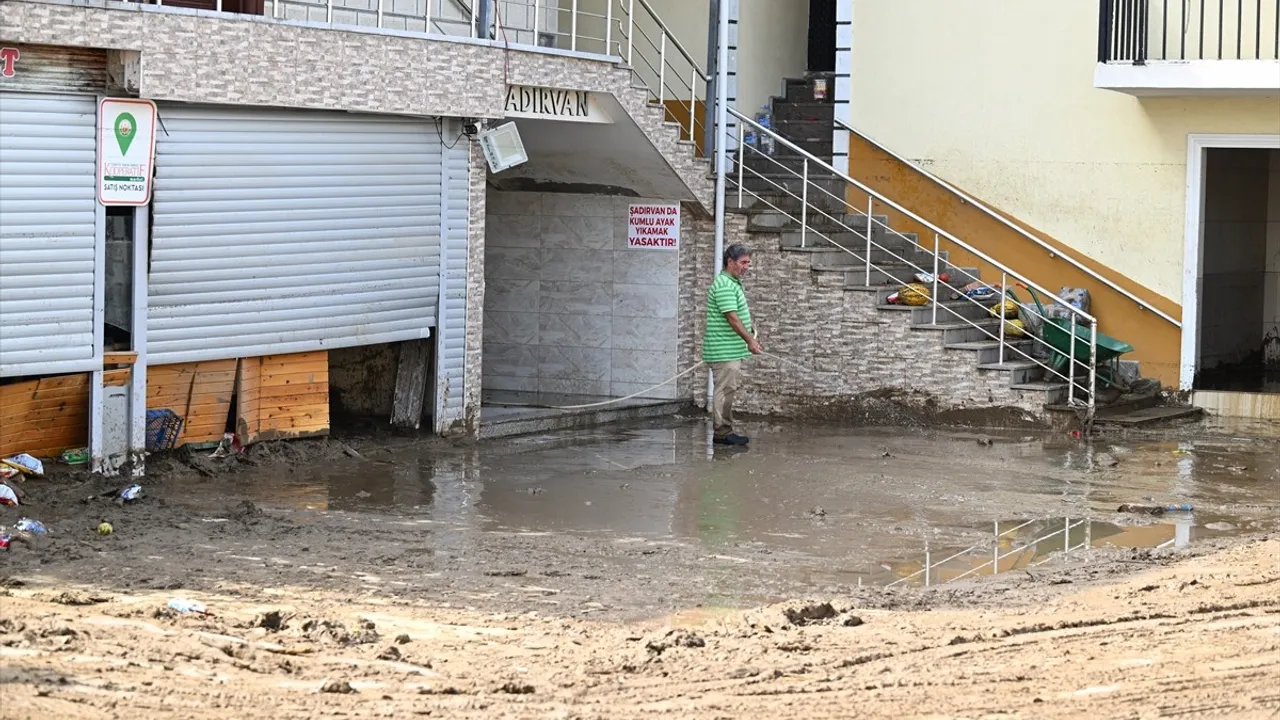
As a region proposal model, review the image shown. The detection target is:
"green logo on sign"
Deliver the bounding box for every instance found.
[114,112,137,155]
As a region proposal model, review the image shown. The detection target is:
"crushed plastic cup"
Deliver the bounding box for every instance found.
[0,533,10,550]
[167,598,209,614]
[15,518,47,535]
[0,484,19,507]
[120,484,143,502]
[1,453,44,477]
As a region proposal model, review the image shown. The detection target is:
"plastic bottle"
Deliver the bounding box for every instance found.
[120,484,143,502]
[15,518,47,535]
[755,105,775,156]
[167,598,208,614]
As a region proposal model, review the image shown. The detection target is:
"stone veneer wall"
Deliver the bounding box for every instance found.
[677,217,1051,420]
[464,139,487,432]
[483,191,681,400]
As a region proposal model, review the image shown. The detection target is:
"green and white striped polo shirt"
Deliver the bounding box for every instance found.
[703,271,753,363]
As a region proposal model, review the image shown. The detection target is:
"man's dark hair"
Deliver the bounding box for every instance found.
[724,243,752,266]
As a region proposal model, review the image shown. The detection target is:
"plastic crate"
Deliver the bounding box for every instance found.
[145,409,184,452]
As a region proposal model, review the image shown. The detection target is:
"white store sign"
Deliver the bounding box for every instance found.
[627,203,680,250]
[98,97,157,206]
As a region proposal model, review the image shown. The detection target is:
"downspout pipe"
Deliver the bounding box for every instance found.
[708,0,730,407]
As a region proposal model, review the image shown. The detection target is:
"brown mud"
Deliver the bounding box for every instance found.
[1,418,1278,717]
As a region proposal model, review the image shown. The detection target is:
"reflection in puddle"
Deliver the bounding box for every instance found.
[182,420,1280,588]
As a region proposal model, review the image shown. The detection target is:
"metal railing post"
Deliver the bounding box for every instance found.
[626,0,634,66]
[689,67,698,142]
[494,0,503,36]
[216,0,223,12]
[992,521,999,575]
[376,0,383,28]
[425,0,434,33]
[1085,519,1092,550]
[1064,518,1071,554]
[931,234,940,325]
[1089,320,1099,418]
[864,197,873,286]
[533,0,540,40]
[800,159,809,248]
[571,0,579,51]
[605,0,613,55]
[326,0,333,23]
[658,33,667,99]
[998,272,1008,363]
[736,121,744,207]
[1068,312,1077,404]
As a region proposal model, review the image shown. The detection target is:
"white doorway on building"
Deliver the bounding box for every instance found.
[1181,134,1280,414]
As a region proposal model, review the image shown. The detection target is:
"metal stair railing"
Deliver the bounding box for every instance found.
[725,107,1102,412]
[887,517,1093,588]
[834,118,1181,330]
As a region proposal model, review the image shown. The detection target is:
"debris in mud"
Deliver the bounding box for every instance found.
[497,682,535,695]
[777,641,814,652]
[418,686,464,695]
[355,491,372,499]
[1118,503,1194,515]
[255,610,291,632]
[879,447,894,458]
[807,506,827,518]
[484,569,528,577]
[320,679,356,694]
[1096,453,1120,468]
[49,591,109,606]
[167,598,210,615]
[395,634,412,645]
[230,500,262,519]
[1205,522,1236,532]
[377,646,403,661]
[302,619,380,646]
[783,602,839,626]
[646,630,706,654]
[977,437,994,447]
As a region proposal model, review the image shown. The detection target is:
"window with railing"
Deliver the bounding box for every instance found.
[1099,0,1280,62]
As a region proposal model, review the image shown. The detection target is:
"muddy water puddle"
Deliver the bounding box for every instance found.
[191,420,1280,589]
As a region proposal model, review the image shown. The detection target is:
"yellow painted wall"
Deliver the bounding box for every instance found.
[850,0,1280,303]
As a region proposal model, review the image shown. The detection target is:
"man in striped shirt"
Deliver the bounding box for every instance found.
[703,243,761,446]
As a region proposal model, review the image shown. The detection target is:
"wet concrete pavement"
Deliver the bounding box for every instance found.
[189,418,1280,594]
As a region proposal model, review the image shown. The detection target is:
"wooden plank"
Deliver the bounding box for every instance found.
[391,339,431,430]
[0,371,92,458]
[235,357,262,444]
[103,368,131,387]
[0,374,87,395]
[103,351,138,366]
[145,360,237,448]
[233,352,329,444]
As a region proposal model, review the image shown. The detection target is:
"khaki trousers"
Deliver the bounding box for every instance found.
[708,360,743,436]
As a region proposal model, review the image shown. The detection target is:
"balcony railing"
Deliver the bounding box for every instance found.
[1099,0,1280,62]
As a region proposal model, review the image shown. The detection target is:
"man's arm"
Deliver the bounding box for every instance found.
[724,311,762,354]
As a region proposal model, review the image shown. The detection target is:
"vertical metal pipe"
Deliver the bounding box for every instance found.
[931,234,940,326]
[326,0,333,23]
[864,196,872,287]
[1237,0,1244,58]
[924,542,931,587]
[1200,0,1206,59]
[1064,517,1071,554]
[377,0,383,28]
[606,0,613,55]
[1256,0,1262,58]
[689,67,698,142]
[216,0,223,12]
[709,0,730,410]
[1085,518,1092,550]
[800,159,809,249]
[425,0,434,33]
[571,0,579,51]
[495,0,503,37]
[1219,0,1225,59]
[998,272,1008,363]
[1163,0,1170,57]
[533,0,540,39]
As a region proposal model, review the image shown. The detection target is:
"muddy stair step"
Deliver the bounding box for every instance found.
[944,339,1035,365]
[976,360,1049,385]
[796,245,940,268]
[747,211,888,234]
[1010,380,1071,405]
[778,228,919,252]
[771,118,835,140]
[878,299,993,325]
[781,76,836,104]
[733,171,846,196]
[739,150,836,175]
[1093,405,1204,427]
[771,102,836,123]
[910,319,1013,345]
[841,265,982,288]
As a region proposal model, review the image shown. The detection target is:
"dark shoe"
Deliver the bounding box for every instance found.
[713,433,750,446]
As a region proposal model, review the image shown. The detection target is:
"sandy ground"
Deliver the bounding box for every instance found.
[0,536,1276,719]
[2,421,1279,718]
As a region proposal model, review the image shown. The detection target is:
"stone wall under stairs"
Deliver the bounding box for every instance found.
[676,208,1072,423]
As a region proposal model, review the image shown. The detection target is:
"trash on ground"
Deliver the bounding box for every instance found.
[14,518,47,535]
[0,465,18,481]
[210,432,242,459]
[951,282,997,301]
[1,454,44,477]
[0,533,10,550]
[167,598,210,615]
[119,484,143,503]
[97,522,114,536]
[145,408,184,452]
[1118,503,1194,515]
[59,447,89,466]
[0,484,19,507]
[912,271,950,285]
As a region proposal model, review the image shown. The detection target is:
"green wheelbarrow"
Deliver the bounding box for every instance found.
[1012,285,1135,390]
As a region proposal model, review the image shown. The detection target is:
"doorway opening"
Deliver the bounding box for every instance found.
[1182,136,1280,400]
[807,0,837,72]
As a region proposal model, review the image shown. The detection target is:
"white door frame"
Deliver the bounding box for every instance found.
[1180,132,1280,391]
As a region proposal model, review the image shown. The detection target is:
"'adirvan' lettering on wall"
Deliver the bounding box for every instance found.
[503,85,613,124]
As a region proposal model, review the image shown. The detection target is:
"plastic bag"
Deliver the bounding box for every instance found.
[1046,287,1091,324]
[899,283,931,307]
[1,454,43,477]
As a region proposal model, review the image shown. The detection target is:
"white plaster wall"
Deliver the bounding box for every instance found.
[736,0,809,114]
[483,191,681,399]
[1199,149,1270,369]
[849,0,1280,302]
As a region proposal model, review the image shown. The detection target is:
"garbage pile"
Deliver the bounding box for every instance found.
[0,450,143,553]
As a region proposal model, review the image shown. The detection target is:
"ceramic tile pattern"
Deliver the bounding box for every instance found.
[483,190,682,400]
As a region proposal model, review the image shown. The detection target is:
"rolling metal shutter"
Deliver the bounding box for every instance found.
[149,104,443,364]
[434,127,471,431]
[0,92,100,377]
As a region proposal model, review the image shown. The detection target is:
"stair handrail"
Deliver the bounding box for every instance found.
[728,107,1100,411]
[733,108,1096,327]
[886,517,1091,588]
[834,117,1180,329]
[616,0,711,150]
